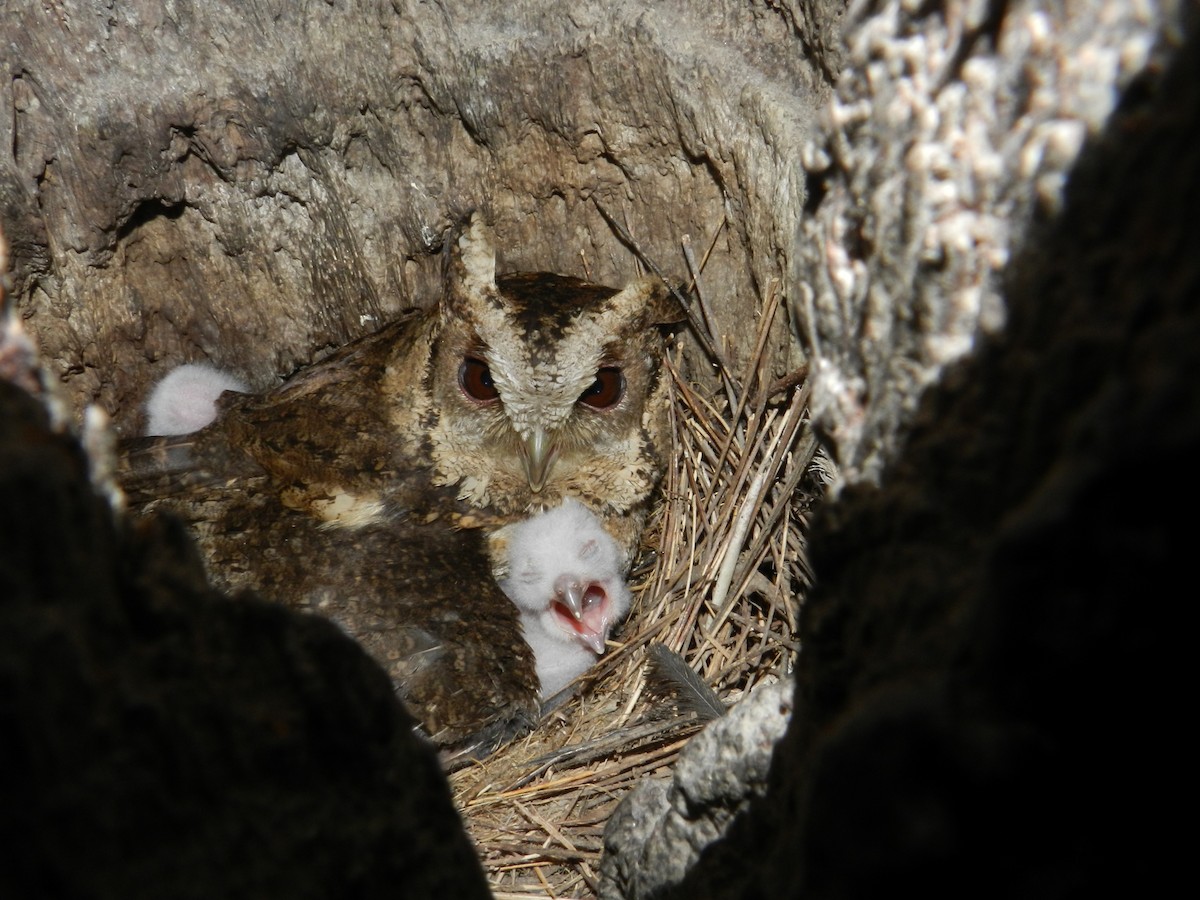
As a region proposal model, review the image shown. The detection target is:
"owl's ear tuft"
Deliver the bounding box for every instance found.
[649,280,689,327]
[444,211,499,318]
[609,277,687,329]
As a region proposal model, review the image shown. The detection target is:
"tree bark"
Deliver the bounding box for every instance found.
[2,0,838,434]
[3,0,1194,896]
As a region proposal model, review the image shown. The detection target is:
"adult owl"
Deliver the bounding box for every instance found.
[117,213,681,756]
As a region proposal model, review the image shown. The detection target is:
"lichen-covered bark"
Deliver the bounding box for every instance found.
[794,0,1176,482]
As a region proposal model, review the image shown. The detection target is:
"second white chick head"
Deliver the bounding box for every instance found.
[499,498,632,699]
[144,363,248,436]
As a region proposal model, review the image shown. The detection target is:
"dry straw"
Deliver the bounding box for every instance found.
[451,233,827,898]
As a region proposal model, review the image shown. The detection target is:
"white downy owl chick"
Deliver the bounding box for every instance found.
[144,363,248,436]
[499,498,633,700]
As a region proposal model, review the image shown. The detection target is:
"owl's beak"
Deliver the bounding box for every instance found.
[558,581,610,655]
[522,427,557,493]
[561,580,586,619]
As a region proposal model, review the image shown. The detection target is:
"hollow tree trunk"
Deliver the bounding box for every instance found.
[2,0,1193,897]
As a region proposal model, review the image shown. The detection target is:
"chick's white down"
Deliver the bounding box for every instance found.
[499,498,632,699]
[144,363,248,435]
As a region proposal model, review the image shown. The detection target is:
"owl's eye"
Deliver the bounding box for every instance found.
[578,367,625,410]
[459,357,500,402]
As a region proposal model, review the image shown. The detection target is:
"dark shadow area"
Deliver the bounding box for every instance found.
[664,10,1198,899]
[0,376,491,899]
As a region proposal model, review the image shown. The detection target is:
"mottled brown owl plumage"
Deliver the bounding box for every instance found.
[117,213,681,756]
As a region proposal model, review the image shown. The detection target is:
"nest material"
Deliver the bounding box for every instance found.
[450,279,827,898]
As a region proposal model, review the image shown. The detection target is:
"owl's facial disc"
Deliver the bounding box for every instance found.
[458,346,630,494]
[520,365,624,492]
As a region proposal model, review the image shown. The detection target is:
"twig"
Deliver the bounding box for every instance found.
[682,232,739,410]
[591,198,730,375]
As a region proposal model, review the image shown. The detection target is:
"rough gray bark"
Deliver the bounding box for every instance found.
[2,0,838,434]
[599,681,793,900]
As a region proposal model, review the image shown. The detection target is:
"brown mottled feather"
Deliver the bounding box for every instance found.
[115,213,679,754]
[204,493,539,751]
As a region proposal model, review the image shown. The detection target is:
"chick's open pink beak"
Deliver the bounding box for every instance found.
[553,578,611,654]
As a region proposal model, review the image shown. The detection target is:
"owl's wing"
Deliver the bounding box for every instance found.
[347,525,541,755]
[116,429,268,508]
[116,309,540,758]
[117,311,445,518]
[216,314,423,491]
[269,515,541,759]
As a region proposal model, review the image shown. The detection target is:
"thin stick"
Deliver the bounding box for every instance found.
[682,232,739,410]
[709,281,784,491]
[592,198,730,374]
